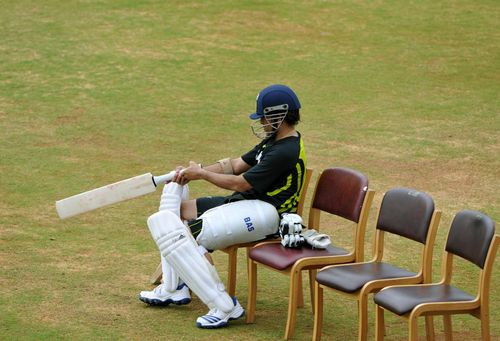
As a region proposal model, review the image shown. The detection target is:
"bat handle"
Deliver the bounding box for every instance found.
[152,171,176,187]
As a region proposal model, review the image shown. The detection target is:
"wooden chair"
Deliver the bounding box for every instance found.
[246,167,375,339]
[374,210,499,341]
[149,168,314,298]
[312,187,441,341]
[220,167,313,296]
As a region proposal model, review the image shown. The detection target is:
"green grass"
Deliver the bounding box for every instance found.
[1,1,499,340]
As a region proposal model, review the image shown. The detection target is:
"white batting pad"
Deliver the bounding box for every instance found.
[197,200,280,250]
[158,182,184,216]
[160,256,179,292]
[181,184,189,201]
[147,210,234,312]
[158,182,188,290]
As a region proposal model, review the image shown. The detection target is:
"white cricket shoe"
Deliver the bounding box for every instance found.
[196,297,245,329]
[139,283,191,306]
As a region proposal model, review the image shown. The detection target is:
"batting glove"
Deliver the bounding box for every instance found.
[279,213,305,248]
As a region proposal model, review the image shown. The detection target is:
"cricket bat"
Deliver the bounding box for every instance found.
[55,171,176,219]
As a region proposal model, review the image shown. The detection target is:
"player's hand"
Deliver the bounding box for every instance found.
[279,213,305,248]
[172,165,189,185]
[177,161,203,183]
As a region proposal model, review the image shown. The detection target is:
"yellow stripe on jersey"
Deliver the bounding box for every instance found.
[277,164,304,213]
[267,174,292,197]
[276,138,307,214]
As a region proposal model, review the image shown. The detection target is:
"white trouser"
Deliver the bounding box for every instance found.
[196,200,280,250]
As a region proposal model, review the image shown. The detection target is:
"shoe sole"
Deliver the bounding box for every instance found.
[139,296,191,306]
[196,309,245,329]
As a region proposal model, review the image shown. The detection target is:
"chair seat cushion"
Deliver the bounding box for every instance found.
[374,284,475,315]
[249,243,349,270]
[316,262,416,293]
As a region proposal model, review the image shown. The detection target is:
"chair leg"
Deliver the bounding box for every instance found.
[312,282,324,341]
[357,295,369,341]
[246,259,257,323]
[443,315,452,341]
[149,262,162,285]
[226,247,237,297]
[424,316,435,341]
[375,304,384,341]
[480,308,491,341]
[297,271,304,308]
[309,269,317,313]
[408,314,419,341]
[284,270,301,339]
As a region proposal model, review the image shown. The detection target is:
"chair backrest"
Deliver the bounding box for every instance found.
[308,167,374,262]
[377,188,435,243]
[373,188,440,281]
[310,167,369,223]
[441,210,499,303]
[445,210,496,269]
[296,168,314,217]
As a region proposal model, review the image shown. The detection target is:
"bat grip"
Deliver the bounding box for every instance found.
[152,171,176,187]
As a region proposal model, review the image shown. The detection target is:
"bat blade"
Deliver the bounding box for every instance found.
[56,173,156,219]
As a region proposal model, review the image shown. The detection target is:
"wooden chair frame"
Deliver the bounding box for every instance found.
[247,169,375,339]
[149,168,314,298]
[375,234,500,341]
[312,194,442,341]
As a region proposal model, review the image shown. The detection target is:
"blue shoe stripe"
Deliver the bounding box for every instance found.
[202,315,221,323]
[176,283,187,290]
[201,316,214,323]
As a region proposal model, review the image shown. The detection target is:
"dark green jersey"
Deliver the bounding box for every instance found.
[239,133,307,214]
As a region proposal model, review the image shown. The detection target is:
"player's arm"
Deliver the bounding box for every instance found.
[180,161,252,192]
[200,170,252,192]
[230,157,252,175]
[188,157,250,175]
[177,161,252,192]
[172,157,251,184]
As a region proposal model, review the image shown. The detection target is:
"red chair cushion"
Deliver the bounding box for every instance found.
[249,242,349,271]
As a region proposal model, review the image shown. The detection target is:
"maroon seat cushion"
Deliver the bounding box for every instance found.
[374,284,474,315]
[249,242,349,271]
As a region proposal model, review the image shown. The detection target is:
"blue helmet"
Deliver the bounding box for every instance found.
[249,84,301,120]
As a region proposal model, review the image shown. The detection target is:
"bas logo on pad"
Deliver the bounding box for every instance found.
[244,217,254,232]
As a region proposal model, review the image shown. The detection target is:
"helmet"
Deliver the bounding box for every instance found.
[249,84,301,139]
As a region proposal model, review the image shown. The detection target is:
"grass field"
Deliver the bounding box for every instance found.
[1,1,499,340]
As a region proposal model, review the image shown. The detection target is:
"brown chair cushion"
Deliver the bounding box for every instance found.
[312,168,368,223]
[316,262,416,293]
[249,243,349,271]
[446,210,495,269]
[377,188,435,244]
[374,284,474,315]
